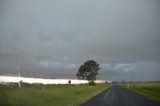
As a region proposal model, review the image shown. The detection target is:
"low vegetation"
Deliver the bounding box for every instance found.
[0,83,109,106]
[121,83,160,101]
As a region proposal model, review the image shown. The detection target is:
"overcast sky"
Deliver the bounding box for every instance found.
[0,0,160,81]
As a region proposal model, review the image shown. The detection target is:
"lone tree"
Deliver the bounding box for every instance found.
[76,60,101,85]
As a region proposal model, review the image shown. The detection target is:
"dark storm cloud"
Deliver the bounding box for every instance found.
[0,0,160,81]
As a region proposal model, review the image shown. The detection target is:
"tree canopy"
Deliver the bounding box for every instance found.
[76,60,101,84]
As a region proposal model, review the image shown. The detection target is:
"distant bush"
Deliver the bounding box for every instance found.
[68,80,71,84]
[89,81,96,86]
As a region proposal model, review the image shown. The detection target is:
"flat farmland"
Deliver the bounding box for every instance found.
[0,84,108,106]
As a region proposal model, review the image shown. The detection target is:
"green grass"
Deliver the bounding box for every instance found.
[0,83,109,106]
[120,83,160,101]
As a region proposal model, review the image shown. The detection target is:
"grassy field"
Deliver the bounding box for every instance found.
[121,83,160,101]
[0,83,109,106]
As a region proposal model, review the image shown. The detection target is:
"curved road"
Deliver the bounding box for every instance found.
[82,85,160,106]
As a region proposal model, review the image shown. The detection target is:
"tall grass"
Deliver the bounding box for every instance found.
[0,83,108,106]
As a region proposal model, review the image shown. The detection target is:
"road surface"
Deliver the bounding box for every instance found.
[82,85,160,106]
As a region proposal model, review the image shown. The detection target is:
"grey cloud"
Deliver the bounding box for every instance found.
[0,0,160,81]
[99,61,160,81]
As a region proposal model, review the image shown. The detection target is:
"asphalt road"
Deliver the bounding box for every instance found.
[82,85,160,106]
